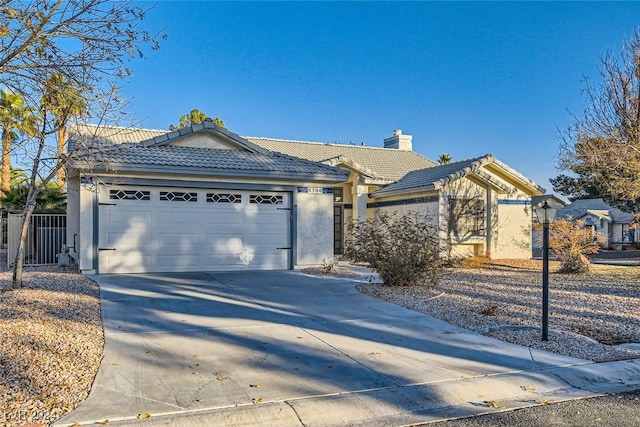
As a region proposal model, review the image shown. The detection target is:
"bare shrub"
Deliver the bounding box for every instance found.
[461,255,490,269]
[480,305,498,316]
[320,257,339,272]
[344,211,442,286]
[442,254,489,269]
[535,218,606,273]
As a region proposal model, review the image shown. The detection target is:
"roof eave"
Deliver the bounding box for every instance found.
[321,155,385,180]
[487,159,546,195]
[363,177,394,185]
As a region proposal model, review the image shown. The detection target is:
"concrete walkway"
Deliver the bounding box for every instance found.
[55,271,640,427]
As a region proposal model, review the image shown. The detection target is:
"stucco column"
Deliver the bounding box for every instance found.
[485,187,492,258]
[612,223,622,243]
[352,182,368,223]
[78,180,97,274]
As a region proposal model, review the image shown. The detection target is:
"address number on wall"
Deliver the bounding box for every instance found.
[297,187,333,194]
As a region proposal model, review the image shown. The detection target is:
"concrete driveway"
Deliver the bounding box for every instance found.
[55,271,640,427]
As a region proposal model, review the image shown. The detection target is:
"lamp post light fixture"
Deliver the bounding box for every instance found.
[535,201,557,341]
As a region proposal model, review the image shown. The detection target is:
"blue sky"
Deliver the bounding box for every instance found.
[123,2,640,195]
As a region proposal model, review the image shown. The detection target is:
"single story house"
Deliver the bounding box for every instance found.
[555,198,638,248]
[67,122,544,275]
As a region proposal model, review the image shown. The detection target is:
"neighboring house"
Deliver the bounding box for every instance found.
[555,198,638,249]
[531,194,568,250]
[67,123,544,275]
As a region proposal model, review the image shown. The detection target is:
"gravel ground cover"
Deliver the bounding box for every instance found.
[300,266,361,278]
[355,259,640,361]
[0,264,103,427]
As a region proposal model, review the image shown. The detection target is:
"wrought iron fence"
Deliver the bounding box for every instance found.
[7,214,67,266]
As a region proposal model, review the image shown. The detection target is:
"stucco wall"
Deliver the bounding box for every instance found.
[66,176,80,261]
[492,201,531,258]
[448,244,477,257]
[375,201,439,219]
[78,177,97,273]
[294,189,334,266]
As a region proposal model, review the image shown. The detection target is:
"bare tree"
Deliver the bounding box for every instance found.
[1,1,163,100]
[558,30,640,203]
[0,0,164,288]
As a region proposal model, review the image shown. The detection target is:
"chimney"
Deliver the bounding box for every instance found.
[383,129,412,150]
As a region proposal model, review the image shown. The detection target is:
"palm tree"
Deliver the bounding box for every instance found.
[9,166,28,187]
[0,90,38,193]
[438,153,452,165]
[41,74,87,185]
[0,182,66,212]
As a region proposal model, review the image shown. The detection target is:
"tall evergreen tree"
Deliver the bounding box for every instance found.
[41,74,87,185]
[170,109,225,130]
[0,90,37,192]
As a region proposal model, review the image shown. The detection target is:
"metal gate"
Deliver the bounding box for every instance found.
[7,213,67,267]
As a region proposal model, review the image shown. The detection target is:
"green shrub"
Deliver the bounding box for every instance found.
[344,210,442,286]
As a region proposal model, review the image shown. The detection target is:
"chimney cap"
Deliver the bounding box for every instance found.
[393,129,402,136]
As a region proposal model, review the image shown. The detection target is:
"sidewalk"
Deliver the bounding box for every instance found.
[60,359,640,427]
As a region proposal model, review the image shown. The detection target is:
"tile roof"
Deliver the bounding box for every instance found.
[69,124,542,194]
[531,194,568,207]
[371,155,490,196]
[372,154,544,197]
[556,198,634,223]
[69,123,167,146]
[70,125,436,181]
[69,124,348,181]
[89,145,346,177]
[245,137,437,181]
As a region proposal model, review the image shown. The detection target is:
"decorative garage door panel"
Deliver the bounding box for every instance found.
[98,187,290,273]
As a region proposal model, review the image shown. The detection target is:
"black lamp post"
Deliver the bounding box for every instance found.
[535,201,556,341]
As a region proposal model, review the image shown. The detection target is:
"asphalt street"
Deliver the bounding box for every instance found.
[430,388,640,426]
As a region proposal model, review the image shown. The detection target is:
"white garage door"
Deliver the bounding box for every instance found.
[98,186,291,273]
